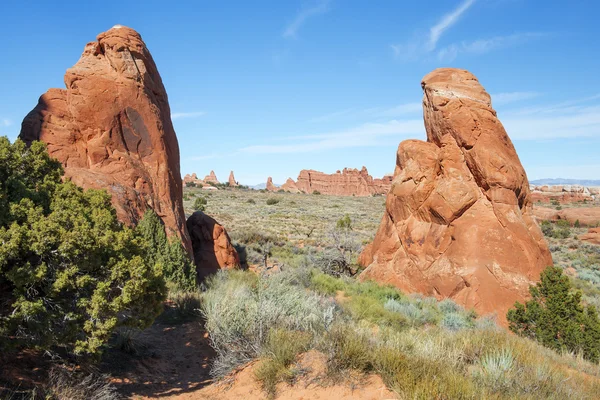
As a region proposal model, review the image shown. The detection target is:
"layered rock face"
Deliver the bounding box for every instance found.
[360,68,552,325]
[580,228,600,245]
[20,26,191,254]
[186,211,240,280]
[184,173,204,186]
[228,171,238,187]
[292,167,391,196]
[204,170,219,184]
[281,178,300,193]
[266,177,276,192]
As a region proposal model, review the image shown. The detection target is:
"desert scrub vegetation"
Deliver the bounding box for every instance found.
[202,267,600,398]
[0,138,167,357]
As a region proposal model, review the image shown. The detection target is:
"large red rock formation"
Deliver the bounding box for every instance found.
[228,171,238,187]
[204,170,219,184]
[186,211,240,280]
[19,25,191,254]
[293,167,391,196]
[281,178,300,193]
[266,177,276,192]
[359,68,552,325]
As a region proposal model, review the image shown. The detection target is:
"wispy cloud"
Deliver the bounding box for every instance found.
[239,119,424,154]
[171,111,206,120]
[1,118,12,127]
[491,91,540,106]
[283,0,331,39]
[309,102,422,123]
[391,0,476,60]
[428,0,476,50]
[437,32,547,61]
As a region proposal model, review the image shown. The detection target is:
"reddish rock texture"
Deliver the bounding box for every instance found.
[533,206,600,227]
[186,211,240,280]
[292,167,391,196]
[580,228,600,245]
[228,171,238,187]
[204,170,219,184]
[359,68,552,326]
[19,25,191,254]
[266,177,277,192]
[281,178,300,193]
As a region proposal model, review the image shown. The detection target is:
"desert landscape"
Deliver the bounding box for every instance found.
[2,2,600,399]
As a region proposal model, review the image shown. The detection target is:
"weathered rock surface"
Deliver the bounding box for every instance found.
[228,171,238,187]
[19,25,191,254]
[359,68,552,325]
[204,170,219,184]
[281,177,300,193]
[186,211,239,280]
[580,228,600,245]
[292,167,391,196]
[533,206,600,227]
[266,177,277,192]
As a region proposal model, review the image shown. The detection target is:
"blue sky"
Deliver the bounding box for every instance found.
[1,0,599,185]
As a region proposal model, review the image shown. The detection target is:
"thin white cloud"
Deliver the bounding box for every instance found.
[491,92,540,106]
[1,118,12,127]
[239,119,424,154]
[171,111,206,120]
[283,0,331,39]
[428,0,476,50]
[309,102,422,123]
[437,32,547,61]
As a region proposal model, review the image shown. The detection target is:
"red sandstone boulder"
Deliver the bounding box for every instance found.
[228,171,238,187]
[281,178,300,193]
[293,167,391,196]
[580,228,600,245]
[204,170,219,184]
[19,25,192,254]
[359,68,552,326]
[186,211,240,280]
[266,177,277,192]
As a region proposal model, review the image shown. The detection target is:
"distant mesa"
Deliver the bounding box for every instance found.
[19,25,192,255]
[279,167,392,196]
[530,184,600,203]
[359,68,552,326]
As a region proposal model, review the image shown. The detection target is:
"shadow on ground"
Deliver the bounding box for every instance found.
[102,309,216,399]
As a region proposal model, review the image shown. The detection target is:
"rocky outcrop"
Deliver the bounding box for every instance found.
[183,173,204,186]
[281,178,300,193]
[186,211,239,280]
[228,171,238,187]
[580,228,600,245]
[292,167,391,196]
[530,185,599,203]
[359,68,552,325]
[533,206,600,227]
[266,177,277,192]
[19,25,191,254]
[204,170,219,184]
